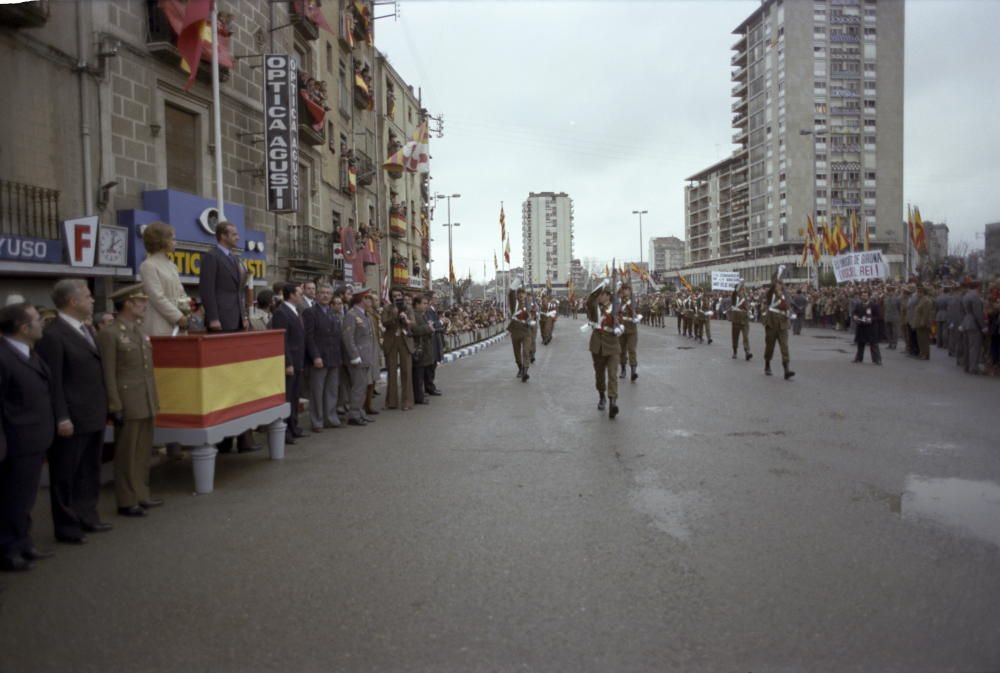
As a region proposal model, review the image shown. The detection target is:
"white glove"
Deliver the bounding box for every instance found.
[350,357,362,365]
[580,323,592,333]
[528,320,537,327]
[635,314,643,323]
[613,325,625,337]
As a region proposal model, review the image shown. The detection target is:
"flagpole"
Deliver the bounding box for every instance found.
[210,2,225,219]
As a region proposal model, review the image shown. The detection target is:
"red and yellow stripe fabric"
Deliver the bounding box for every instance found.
[151,332,286,429]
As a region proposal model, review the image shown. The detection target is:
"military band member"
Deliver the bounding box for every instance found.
[700,292,714,344]
[527,291,539,363]
[539,293,559,345]
[763,271,795,380]
[692,291,706,342]
[673,294,684,334]
[507,284,533,382]
[682,293,695,338]
[585,282,622,418]
[730,283,753,360]
[97,284,161,517]
[617,283,640,381]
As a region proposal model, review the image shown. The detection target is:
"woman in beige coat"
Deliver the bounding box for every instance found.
[139,221,189,337]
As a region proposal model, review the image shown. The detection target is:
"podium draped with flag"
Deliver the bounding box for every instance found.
[150,332,290,494]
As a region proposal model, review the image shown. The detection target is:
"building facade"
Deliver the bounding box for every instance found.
[0,0,429,307]
[984,222,1000,279]
[648,236,685,273]
[925,222,949,261]
[521,191,573,291]
[682,0,904,285]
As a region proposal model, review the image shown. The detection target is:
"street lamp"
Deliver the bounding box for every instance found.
[632,209,647,291]
[799,129,827,288]
[435,193,461,286]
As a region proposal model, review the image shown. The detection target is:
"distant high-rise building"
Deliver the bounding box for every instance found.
[681,0,905,286]
[925,222,949,260]
[649,236,685,273]
[522,192,574,290]
[984,222,1000,278]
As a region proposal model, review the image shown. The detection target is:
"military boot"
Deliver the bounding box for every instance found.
[608,397,619,419]
[630,365,638,382]
[597,394,606,411]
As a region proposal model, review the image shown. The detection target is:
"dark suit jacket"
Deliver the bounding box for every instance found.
[199,246,246,331]
[271,303,306,371]
[0,340,56,460]
[36,317,108,434]
[303,304,344,369]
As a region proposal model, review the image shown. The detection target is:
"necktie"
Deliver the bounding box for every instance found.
[80,324,96,349]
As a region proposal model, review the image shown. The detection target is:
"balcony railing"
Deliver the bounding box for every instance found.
[291,3,320,41]
[286,224,333,270]
[0,0,49,27]
[0,180,60,240]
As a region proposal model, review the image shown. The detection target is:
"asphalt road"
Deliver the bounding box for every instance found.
[1,318,998,673]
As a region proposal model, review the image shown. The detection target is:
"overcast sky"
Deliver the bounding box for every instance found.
[375,0,1000,281]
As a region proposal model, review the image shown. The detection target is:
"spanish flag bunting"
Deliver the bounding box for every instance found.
[157,0,233,91]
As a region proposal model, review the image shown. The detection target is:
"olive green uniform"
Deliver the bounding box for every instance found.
[97,318,159,508]
[912,292,935,360]
[586,294,620,401]
[507,292,533,376]
[617,298,639,368]
[763,287,793,376]
[730,291,751,356]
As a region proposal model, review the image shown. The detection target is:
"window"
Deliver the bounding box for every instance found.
[864,190,876,199]
[326,42,333,73]
[338,61,350,117]
[865,171,876,180]
[814,26,826,36]
[864,119,876,128]
[864,27,877,39]
[165,104,198,193]
[864,43,876,59]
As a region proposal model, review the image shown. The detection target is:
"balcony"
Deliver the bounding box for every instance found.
[732,128,748,144]
[1,180,61,240]
[146,3,230,82]
[0,0,48,27]
[356,150,375,187]
[732,80,747,97]
[830,33,861,43]
[286,224,334,270]
[297,74,329,147]
[732,96,748,113]
[290,1,320,41]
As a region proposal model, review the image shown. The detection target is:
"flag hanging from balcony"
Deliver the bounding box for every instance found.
[402,121,430,174]
[157,0,233,91]
[292,0,335,36]
[299,88,326,132]
[383,148,405,178]
[348,164,357,194]
[353,0,374,46]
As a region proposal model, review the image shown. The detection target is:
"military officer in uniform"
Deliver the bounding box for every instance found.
[616,283,641,381]
[97,284,160,517]
[586,281,622,418]
[527,291,539,363]
[729,283,753,360]
[507,284,533,382]
[911,284,935,361]
[763,270,795,380]
[342,290,377,426]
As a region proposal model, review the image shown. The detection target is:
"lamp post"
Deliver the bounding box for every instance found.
[799,129,826,289]
[632,209,647,292]
[435,192,461,291]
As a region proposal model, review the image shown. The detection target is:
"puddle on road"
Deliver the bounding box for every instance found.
[916,441,961,456]
[902,476,1000,549]
[665,428,695,438]
[629,469,694,541]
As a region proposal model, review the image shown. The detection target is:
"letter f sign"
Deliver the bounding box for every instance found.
[64,215,99,268]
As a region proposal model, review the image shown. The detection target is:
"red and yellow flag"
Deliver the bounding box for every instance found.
[849,210,860,252]
[503,237,510,264]
[678,274,693,292]
[913,206,927,253]
[834,215,849,252]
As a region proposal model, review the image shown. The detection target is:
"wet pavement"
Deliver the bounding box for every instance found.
[1,319,998,672]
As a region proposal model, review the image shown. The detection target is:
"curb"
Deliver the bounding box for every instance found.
[441,332,509,365]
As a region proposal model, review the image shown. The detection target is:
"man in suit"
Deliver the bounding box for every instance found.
[270,282,307,443]
[97,285,161,517]
[37,279,112,544]
[586,281,622,419]
[199,221,248,333]
[380,288,415,410]
[934,286,950,349]
[0,302,56,571]
[304,284,344,430]
[424,296,445,396]
[302,281,317,309]
[410,295,434,406]
[882,285,901,350]
[961,280,987,374]
[342,290,376,426]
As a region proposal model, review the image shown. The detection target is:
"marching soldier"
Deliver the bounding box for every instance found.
[507,283,534,382]
[730,283,753,360]
[692,291,706,342]
[585,281,622,419]
[673,293,684,335]
[539,293,559,345]
[97,284,161,517]
[617,283,641,381]
[682,292,695,338]
[763,269,796,380]
[527,291,539,364]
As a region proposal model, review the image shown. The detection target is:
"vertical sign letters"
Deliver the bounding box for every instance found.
[63,215,99,268]
[263,54,300,213]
